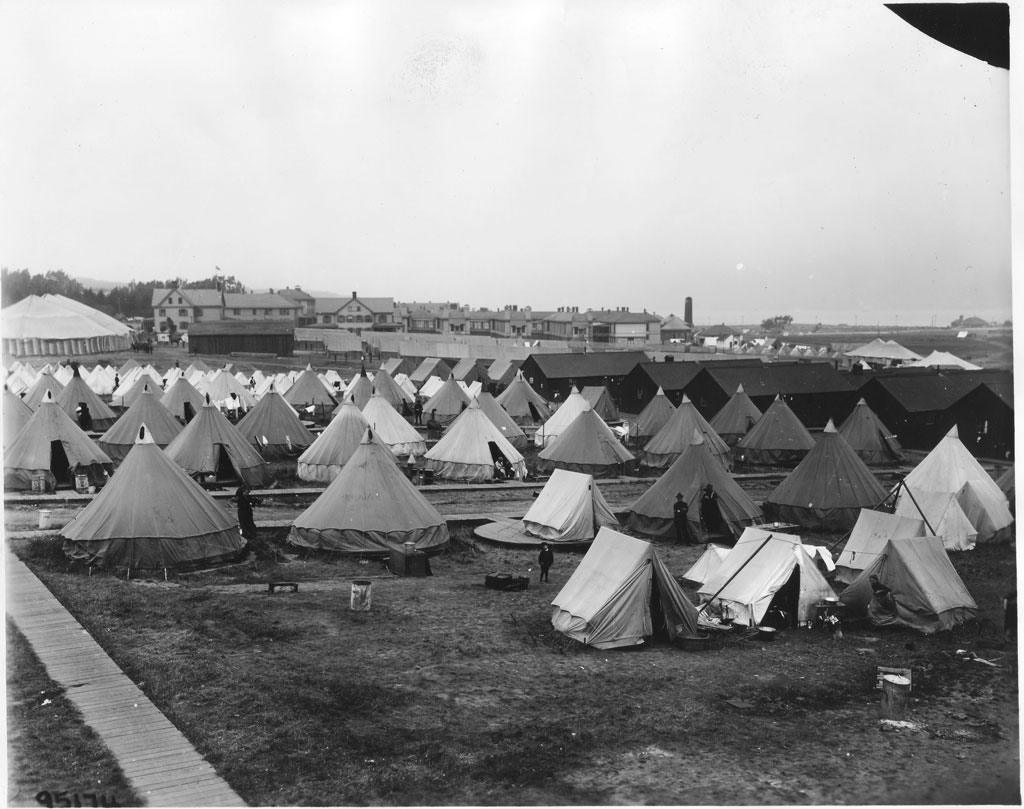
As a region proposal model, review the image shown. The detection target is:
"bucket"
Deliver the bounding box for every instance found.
[881,674,911,719]
[75,473,89,492]
[350,579,372,612]
[757,626,777,642]
[38,510,53,530]
[403,541,416,554]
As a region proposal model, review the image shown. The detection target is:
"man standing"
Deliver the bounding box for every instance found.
[413,397,424,426]
[538,543,554,582]
[673,493,693,544]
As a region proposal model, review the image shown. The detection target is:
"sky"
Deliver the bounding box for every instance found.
[0,0,1015,326]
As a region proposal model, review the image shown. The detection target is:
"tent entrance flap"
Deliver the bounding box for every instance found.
[215,444,235,481]
[487,441,511,466]
[50,440,71,485]
[766,567,800,628]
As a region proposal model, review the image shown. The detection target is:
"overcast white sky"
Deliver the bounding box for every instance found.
[0,0,1015,325]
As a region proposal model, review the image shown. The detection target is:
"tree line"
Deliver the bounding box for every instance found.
[1,268,247,317]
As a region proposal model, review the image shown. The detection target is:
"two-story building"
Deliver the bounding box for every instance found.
[276,286,317,325]
[537,307,661,345]
[315,292,398,332]
[151,288,301,333]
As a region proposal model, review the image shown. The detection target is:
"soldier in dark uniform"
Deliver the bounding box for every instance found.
[673,493,694,544]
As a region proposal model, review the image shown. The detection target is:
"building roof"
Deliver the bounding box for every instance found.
[590,310,661,324]
[630,361,705,391]
[697,324,738,338]
[866,373,984,413]
[224,292,300,309]
[277,287,315,302]
[702,361,853,398]
[525,351,650,380]
[187,320,295,336]
[660,314,692,331]
[314,296,394,315]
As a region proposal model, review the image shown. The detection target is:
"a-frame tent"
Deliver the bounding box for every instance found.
[708,383,762,447]
[642,394,731,470]
[732,395,816,467]
[682,544,731,586]
[61,424,243,570]
[838,537,978,633]
[538,405,634,478]
[551,527,700,649]
[522,469,618,542]
[289,429,449,554]
[581,386,620,423]
[764,420,888,532]
[160,376,207,424]
[297,401,371,483]
[629,387,676,443]
[475,392,528,450]
[896,425,1013,544]
[834,509,927,585]
[495,371,552,425]
[697,528,835,627]
[837,398,904,464]
[54,367,119,431]
[410,357,451,386]
[235,389,316,460]
[97,385,183,461]
[361,393,427,458]
[3,391,113,490]
[424,399,527,482]
[628,431,762,542]
[163,397,268,488]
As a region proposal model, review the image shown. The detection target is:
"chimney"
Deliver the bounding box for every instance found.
[685,297,693,324]
[352,291,357,299]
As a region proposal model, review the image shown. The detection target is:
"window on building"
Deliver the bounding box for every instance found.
[233,308,241,316]
[179,309,188,317]
[195,308,203,316]
[265,309,272,315]
[280,309,289,315]
[179,320,189,328]
[159,308,166,317]
[252,309,258,315]
[323,315,333,323]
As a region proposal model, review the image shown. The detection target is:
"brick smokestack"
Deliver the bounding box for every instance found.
[684,297,693,324]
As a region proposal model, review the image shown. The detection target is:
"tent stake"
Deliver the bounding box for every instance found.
[696,534,774,617]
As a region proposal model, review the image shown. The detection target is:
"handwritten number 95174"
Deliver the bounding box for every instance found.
[35,791,122,808]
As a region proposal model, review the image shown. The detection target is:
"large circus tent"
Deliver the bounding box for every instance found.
[2,294,133,357]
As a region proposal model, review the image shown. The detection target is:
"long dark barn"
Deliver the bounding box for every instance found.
[188,321,295,357]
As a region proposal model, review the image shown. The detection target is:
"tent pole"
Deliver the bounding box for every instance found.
[900,480,937,537]
[696,534,774,616]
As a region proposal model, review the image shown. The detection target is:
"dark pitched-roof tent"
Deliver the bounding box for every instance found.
[188,321,295,357]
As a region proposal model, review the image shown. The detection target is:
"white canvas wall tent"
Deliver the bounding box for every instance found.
[709,383,762,447]
[897,426,1013,543]
[3,391,113,490]
[97,385,183,461]
[838,537,978,633]
[642,394,731,470]
[764,420,888,532]
[424,399,527,482]
[474,392,528,450]
[235,389,316,460]
[410,357,451,386]
[163,396,268,488]
[86,365,117,396]
[495,371,552,425]
[550,527,700,649]
[732,395,816,467]
[535,386,590,447]
[581,386,620,423]
[537,405,634,478]
[422,376,471,425]
[113,372,166,410]
[418,375,444,398]
[4,387,33,446]
[361,393,427,458]
[5,370,30,396]
[54,367,119,431]
[629,387,676,442]
[697,528,835,627]
[682,544,731,586]
[628,431,762,541]
[458,380,483,399]
[837,398,904,464]
[371,368,415,408]
[53,364,74,385]
[394,373,418,398]
[834,509,927,585]
[288,428,449,554]
[893,489,977,552]
[522,469,619,542]
[995,465,1014,511]
[160,377,207,424]
[61,424,244,570]
[907,350,981,370]
[22,372,65,409]
[297,401,371,483]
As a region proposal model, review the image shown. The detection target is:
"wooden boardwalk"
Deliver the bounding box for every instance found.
[6,552,246,807]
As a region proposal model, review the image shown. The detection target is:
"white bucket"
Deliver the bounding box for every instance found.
[350,580,372,612]
[38,510,53,530]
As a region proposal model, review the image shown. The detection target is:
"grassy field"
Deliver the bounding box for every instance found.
[8,518,1018,806]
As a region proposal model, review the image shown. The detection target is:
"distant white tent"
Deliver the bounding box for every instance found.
[682,544,731,586]
[361,393,427,458]
[551,527,699,649]
[906,350,982,371]
[424,399,527,482]
[2,294,133,357]
[894,489,977,552]
[535,386,589,447]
